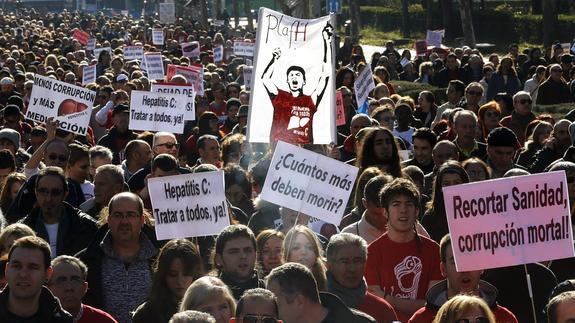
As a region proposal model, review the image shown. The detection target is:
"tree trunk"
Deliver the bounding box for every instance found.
[542,0,557,47]
[244,0,253,30]
[425,0,433,30]
[199,0,208,27]
[401,0,410,38]
[440,0,453,39]
[458,0,476,47]
[349,0,360,42]
[233,0,240,28]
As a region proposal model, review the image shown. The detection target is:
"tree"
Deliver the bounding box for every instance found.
[542,0,557,47]
[233,0,240,28]
[243,0,253,30]
[199,0,208,26]
[424,0,433,30]
[440,0,453,39]
[458,0,476,47]
[401,0,410,37]
[349,0,360,42]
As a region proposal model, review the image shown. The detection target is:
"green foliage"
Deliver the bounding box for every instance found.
[391,81,447,103]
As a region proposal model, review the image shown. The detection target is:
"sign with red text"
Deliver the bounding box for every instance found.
[73,29,90,45]
[336,90,345,126]
[443,171,574,272]
[166,64,204,96]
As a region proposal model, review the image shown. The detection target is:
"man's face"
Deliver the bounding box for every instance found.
[44,143,69,169]
[199,138,220,165]
[68,158,90,183]
[413,138,432,166]
[350,117,371,137]
[6,247,50,301]
[555,298,575,323]
[513,95,532,116]
[446,86,460,103]
[287,70,305,92]
[0,167,13,185]
[48,262,87,313]
[112,112,130,132]
[227,105,239,123]
[153,135,179,158]
[89,156,112,178]
[96,91,110,106]
[441,246,482,295]
[373,131,393,162]
[216,237,256,282]
[267,279,299,323]
[1,84,13,93]
[36,175,66,218]
[363,199,386,231]
[465,87,483,105]
[135,143,153,169]
[0,138,16,154]
[446,57,457,70]
[236,297,278,322]
[328,245,366,289]
[454,115,477,144]
[555,123,572,148]
[433,143,458,167]
[93,172,122,206]
[487,146,515,171]
[383,194,419,234]
[107,197,144,243]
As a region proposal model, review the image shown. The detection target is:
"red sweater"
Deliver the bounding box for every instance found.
[357,291,399,323]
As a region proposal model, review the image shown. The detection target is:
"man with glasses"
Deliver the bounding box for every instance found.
[500,91,536,144]
[78,192,158,323]
[459,82,484,114]
[409,235,517,323]
[231,288,281,323]
[537,64,572,105]
[21,167,97,257]
[48,255,117,322]
[325,233,398,322]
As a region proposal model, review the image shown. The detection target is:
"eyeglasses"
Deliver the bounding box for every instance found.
[467,91,483,96]
[109,212,141,220]
[37,188,64,197]
[454,317,489,323]
[242,315,280,323]
[484,111,499,118]
[47,154,68,162]
[51,276,84,287]
[155,142,179,149]
[518,99,532,105]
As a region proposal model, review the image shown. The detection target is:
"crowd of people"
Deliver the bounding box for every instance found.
[0,6,575,323]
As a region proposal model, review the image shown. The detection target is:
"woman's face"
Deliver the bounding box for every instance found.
[288,233,316,269]
[261,236,283,272]
[441,172,463,187]
[465,163,487,182]
[418,94,430,107]
[373,130,393,162]
[165,258,195,300]
[198,297,232,323]
[225,184,245,206]
[454,305,489,323]
[343,72,353,87]
[483,109,500,128]
[10,181,22,200]
[536,128,552,145]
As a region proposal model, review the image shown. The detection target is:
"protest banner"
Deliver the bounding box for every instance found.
[233,40,255,57]
[73,29,89,45]
[159,2,176,24]
[82,64,96,85]
[151,83,196,120]
[26,74,96,135]
[86,38,96,51]
[247,8,336,145]
[144,52,165,80]
[415,40,428,56]
[166,64,204,96]
[335,90,345,126]
[214,45,224,62]
[426,30,443,48]
[443,171,574,272]
[93,47,112,60]
[123,45,144,61]
[129,90,187,133]
[243,66,253,91]
[261,141,358,225]
[152,28,164,45]
[181,41,200,58]
[354,64,375,108]
[148,171,230,240]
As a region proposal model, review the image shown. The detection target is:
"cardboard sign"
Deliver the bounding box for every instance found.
[93,47,112,60]
[233,40,255,57]
[261,141,358,225]
[247,8,336,145]
[243,66,253,91]
[443,171,574,272]
[426,30,443,48]
[129,90,187,133]
[82,64,96,85]
[148,171,230,240]
[415,40,428,56]
[335,90,345,126]
[144,52,165,80]
[27,74,96,135]
[151,83,196,120]
[86,38,96,51]
[123,45,144,61]
[181,41,200,58]
[159,2,176,24]
[166,64,204,96]
[354,65,375,107]
[214,45,224,62]
[73,29,90,45]
[152,28,164,45]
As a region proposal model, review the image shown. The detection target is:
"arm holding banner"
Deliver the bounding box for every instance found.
[95,100,114,126]
[311,23,333,107]
[24,118,57,175]
[261,48,281,98]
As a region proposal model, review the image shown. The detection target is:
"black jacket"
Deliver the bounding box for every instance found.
[0,286,73,323]
[97,127,137,164]
[21,202,98,257]
[319,292,375,323]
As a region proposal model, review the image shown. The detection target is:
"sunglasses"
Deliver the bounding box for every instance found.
[484,111,499,118]
[454,317,489,323]
[518,99,532,105]
[467,91,482,96]
[242,315,279,323]
[47,154,67,162]
[155,142,179,149]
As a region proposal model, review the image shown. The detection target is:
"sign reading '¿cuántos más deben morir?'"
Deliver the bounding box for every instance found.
[148,171,230,240]
[443,171,575,272]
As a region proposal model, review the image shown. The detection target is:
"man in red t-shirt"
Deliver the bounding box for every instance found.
[409,235,517,323]
[365,178,442,322]
[261,23,333,145]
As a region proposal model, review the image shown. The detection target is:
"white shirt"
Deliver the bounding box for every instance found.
[342,213,384,244]
[44,222,59,257]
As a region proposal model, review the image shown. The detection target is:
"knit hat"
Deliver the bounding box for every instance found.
[487,127,517,147]
[0,128,20,150]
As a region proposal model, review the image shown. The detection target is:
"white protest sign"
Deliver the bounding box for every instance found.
[261,141,358,225]
[354,65,375,107]
[123,45,144,61]
[233,40,255,57]
[443,171,574,272]
[159,2,176,24]
[82,64,96,85]
[152,28,164,45]
[86,38,96,51]
[214,45,224,62]
[426,30,443,48]
[166,64,204,96]
[151,83,196,120]
[247,8,336,145]
[144,52,165,80]
[181,41,200,58]
[148,171,230,240]
[93,47,112,60]
[27,74,96,135]
[243,66,253,91]
[129,90,187,133]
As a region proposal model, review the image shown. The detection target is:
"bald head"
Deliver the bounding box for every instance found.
[433,140,459,167]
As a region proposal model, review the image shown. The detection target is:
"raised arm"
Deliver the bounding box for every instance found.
[261,48,281,98]
[312,23,333,106]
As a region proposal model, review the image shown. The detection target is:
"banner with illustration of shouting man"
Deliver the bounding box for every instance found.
[247,8,336,145]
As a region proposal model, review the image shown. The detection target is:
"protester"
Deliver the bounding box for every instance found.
[179,276,236,323]
[283,224,328,291]
[432,295,496,323]
[256,229,284,277]
[230,288,281,323]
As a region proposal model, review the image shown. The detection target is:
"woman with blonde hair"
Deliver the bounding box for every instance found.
[283,225,327,290]
[433,295,496,323]
[180,276,236,323]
